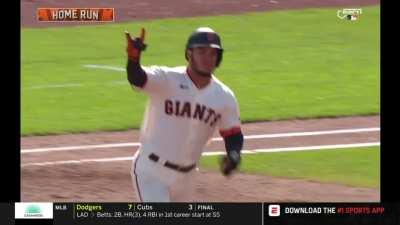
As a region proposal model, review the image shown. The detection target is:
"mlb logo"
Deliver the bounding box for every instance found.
[268,205,280,217]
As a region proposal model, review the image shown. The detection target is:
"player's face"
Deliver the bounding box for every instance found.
[189,47,218,75]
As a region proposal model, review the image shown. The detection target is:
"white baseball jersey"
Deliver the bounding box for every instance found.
[130,65,241,202]
[135,65,241,165]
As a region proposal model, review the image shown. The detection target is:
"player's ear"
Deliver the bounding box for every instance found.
[186,49,192,61]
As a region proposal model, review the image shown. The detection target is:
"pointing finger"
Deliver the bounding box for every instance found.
[125,30,132,41]
[140,27,145,42]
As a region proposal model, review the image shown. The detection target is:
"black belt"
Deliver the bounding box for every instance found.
[148,153,196,173]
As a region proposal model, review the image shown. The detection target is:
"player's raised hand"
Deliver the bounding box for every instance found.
[125,27,147,62]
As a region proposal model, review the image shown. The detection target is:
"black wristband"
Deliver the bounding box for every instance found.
[223,132,244,163]
[126,59,148,88]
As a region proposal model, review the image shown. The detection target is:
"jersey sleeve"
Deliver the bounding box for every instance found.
[133,65,171,95]
[219,93,242,137]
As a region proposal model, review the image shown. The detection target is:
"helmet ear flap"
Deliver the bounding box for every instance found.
[216,49,223,67]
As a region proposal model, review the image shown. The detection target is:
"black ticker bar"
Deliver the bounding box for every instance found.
[0,203,14,225]
[6,202,398,225]
[53,202,261,225]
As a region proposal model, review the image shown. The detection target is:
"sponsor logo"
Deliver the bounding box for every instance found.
[269,205,280,217]
[15,202,53,219]
[24,204,43,217]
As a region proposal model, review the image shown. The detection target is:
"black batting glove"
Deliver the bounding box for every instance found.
[220,150,241,176]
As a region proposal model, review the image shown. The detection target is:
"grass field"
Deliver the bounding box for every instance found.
[199,146,380,188]
[21,6,380,135]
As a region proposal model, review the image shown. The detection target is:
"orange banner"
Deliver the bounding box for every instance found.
[37,8,114,22]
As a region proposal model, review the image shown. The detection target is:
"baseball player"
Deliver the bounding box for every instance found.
[125,27,244,202]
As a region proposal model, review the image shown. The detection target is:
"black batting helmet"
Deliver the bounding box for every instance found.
[185,27,223,67]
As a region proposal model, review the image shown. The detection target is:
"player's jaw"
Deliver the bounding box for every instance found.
[188,47,217,77]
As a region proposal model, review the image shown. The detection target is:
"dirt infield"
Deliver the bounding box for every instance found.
[21,0,380,202]
[21,0,379,28]
[21,115,380,202]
